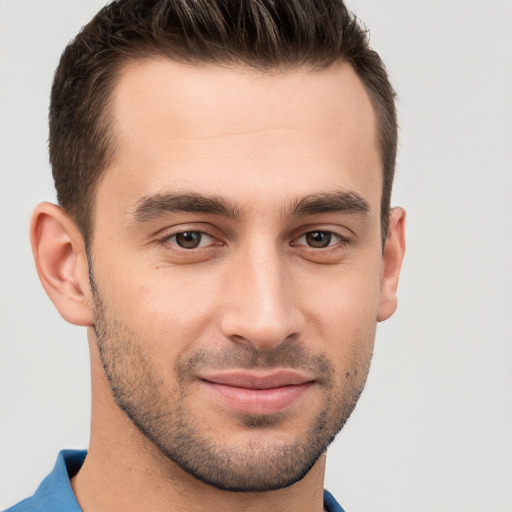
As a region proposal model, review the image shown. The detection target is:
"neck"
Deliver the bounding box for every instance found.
[72,444,326,512]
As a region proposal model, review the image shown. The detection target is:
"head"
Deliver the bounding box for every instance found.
[32,0,405,494]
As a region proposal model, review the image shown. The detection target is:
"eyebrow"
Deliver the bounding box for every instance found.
[287,191,370,217]
[132,192,243,222]
[132,189,370,223]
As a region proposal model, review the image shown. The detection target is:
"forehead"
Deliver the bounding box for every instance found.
[99,58,381,216]
[112,58,377,135]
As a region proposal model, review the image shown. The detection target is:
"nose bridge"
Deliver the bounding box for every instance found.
[221,236,301,350]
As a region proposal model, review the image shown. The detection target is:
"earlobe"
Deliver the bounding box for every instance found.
[31,202,93,326]
[377,207,406,322]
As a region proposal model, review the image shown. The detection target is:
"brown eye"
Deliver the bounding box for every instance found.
[305,231,332,248]
[175,231,203,248]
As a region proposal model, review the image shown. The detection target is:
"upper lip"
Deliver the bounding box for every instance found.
[200,370,314,390]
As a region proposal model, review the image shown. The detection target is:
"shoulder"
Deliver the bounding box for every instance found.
[3,497,41,512]
[3,450,86,512]
[324,489,347,512]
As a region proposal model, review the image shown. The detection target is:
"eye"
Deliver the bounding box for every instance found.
[170,231,213,249]
[304,231,333,248]
[293,230,347,249]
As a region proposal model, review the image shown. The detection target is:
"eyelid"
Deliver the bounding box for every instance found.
[155,226,222,250]
[290,227,351,248]
[153,224,351,251]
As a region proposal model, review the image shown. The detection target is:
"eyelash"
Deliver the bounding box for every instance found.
[156,230,219,250]
[156,228,350,252]
[292,230,350,250]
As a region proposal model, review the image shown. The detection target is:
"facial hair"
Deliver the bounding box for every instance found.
[91,282,374,492]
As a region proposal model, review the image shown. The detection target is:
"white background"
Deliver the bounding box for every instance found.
[1,1,511,511]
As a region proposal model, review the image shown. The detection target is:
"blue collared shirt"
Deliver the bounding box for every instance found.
[5,450,346,512]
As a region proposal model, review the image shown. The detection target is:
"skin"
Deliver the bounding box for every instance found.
[31,59,405,512]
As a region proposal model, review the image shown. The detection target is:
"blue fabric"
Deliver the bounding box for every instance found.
[324,488,346,512]
[5,450,85,511]
[5,450,345,511]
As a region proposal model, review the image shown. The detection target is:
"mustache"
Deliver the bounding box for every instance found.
[176,342,335,387]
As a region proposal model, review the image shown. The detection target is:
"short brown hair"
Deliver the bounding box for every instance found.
[50,0,397,243]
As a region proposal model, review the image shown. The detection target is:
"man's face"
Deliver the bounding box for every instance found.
[89,59,387,491]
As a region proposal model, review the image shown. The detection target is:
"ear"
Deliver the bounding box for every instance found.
[377,207,406,322]
[30,202,93,326]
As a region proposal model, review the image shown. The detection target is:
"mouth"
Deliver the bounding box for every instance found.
[199,370,315,415]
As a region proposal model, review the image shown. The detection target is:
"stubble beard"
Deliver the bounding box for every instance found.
[91,284,374,492]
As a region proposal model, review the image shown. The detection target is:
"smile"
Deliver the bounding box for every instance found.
[199,371,315,415]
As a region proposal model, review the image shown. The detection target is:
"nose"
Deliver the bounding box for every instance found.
[219,242,304,351]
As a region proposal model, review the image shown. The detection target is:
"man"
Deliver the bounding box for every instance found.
[7,0,405,510]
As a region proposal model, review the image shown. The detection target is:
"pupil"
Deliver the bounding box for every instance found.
[176,231,201,248]
[306,231,331,248]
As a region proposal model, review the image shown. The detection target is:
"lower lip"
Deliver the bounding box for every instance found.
[201,380,313,415]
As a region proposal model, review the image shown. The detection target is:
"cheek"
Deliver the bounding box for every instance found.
[296,260,381,371]
[98,267,222,362]
[299,260,382,333]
